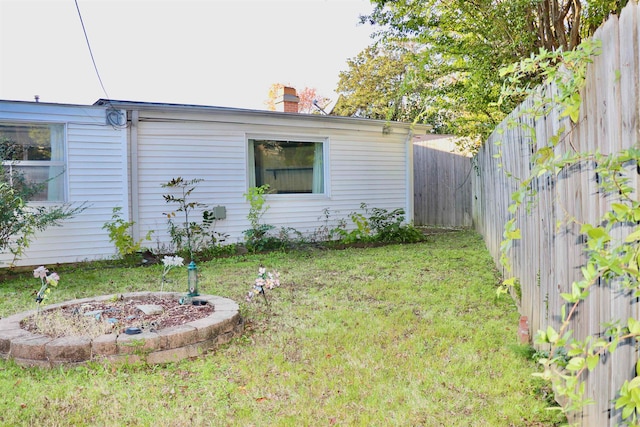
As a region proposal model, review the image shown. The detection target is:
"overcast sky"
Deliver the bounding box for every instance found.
[0,0,377,109]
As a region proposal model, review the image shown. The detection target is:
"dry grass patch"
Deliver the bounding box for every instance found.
[23,310,114,339]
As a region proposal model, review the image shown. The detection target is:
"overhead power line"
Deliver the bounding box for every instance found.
[74,0,109,99]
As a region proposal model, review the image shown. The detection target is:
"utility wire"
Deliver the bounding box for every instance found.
[74,0,110,100]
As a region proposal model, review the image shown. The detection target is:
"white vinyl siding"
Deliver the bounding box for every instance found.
[0,99,422,267]
[135,121,249,249]
[0,101,128,267]
[133,110,415,249]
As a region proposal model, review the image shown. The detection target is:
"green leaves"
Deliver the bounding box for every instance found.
[503,219,521,240]
[498,277,519,296]
[546,325,559,343]
[629,318,640,336]
[566,356,585,372]
[494,32,639,422]
[616,376,640,421]
[102,207,152,259]
[534,147,554,165]
[560,91,582,123]
[536,325,559,344]
[162,177,208,259]
[334,43,422,124]
[0,138,85,264]
[586,354,600,371]
[561,280,590,303]
[626,228,640,243]
[580,224,610,241]
[355,0,578,143]
[505,228,521,240]
[491,15,638,423]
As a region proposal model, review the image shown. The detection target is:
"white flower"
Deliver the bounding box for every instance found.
[46,272,60,286]
[246,267,281,303]
[34,267,59,306]
[162,255,184,267]
[266,271,280,289]
[33,266,48,279]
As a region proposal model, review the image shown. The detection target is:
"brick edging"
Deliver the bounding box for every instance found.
[0,292,243,367]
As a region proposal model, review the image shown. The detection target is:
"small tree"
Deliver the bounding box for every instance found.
[102,207,153,261]
[0,138,84,265]
[161,177,204,261]
[243,184,276,252]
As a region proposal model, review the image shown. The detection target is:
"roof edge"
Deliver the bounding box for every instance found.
[94,99,432,132]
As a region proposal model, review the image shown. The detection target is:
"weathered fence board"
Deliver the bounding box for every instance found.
[413,135,472,227]
[472,3,640,425]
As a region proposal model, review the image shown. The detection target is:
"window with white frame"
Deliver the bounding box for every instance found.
[248,138,325,194]
[0,122,66,202]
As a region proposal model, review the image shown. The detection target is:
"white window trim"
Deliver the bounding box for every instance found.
[245,134,330,199]
[0,121,69,204]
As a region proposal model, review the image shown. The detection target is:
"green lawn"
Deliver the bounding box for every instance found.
[0,230,563,426]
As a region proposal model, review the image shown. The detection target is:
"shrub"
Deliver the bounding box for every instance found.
[162,177,227,260]
[332,203,425,244]
[369,207,425,243]
[102,207,153,261]
[243,185,277,252]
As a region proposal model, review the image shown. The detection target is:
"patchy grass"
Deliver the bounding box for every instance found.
[0,230,563,426]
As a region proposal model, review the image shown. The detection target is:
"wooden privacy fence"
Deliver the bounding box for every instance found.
[472,2,639,426]
[413,135,473,227]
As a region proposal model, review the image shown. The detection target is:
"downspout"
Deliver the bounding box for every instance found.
[405,129,415,224]
[129,110,141,241]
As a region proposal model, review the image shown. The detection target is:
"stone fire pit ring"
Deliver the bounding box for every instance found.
[0,292,243,368]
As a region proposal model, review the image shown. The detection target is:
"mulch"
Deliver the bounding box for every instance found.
[21,295,214,337]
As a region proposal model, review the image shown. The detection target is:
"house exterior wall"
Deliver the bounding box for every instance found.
[0,101,128,267]
[131,108,417,251]
[0,99,425,267]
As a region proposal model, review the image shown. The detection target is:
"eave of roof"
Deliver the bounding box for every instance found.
[94,98,432,133]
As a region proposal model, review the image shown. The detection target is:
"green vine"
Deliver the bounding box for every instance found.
[495,37,640,424]
[497,41,601,294]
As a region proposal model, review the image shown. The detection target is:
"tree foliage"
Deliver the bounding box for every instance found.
[0,138,84,265]
[335,0,628,147]
[333,43,420,122]
[296,87,331,114]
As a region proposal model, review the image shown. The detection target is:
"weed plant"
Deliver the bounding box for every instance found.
[0,230,564,426]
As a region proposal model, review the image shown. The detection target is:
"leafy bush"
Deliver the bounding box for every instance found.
[102,207,152,260]
[331,203,425,244]
[162,177,204,259]
[162,177,226,260]
[369,207,425,243]
[243,185,278,252]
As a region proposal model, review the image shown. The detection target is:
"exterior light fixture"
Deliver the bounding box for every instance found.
[187,261,199,297]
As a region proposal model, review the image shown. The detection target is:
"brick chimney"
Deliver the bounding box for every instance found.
[275,86,299,113]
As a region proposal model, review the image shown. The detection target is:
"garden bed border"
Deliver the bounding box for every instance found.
[0,292,243,367]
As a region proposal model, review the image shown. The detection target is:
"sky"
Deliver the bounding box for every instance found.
[0,0,377,110]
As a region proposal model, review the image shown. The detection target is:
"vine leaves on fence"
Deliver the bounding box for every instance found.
[497,37,640,425]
